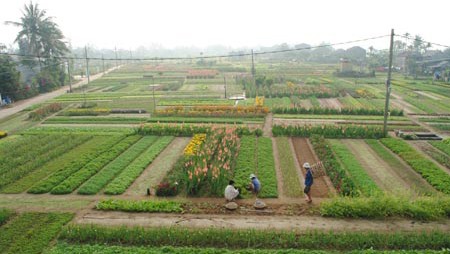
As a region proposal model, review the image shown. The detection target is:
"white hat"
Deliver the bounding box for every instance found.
[249,173,256,179]
[303,162,311,169]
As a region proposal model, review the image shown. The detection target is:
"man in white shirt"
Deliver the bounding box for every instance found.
[224,180,239,201]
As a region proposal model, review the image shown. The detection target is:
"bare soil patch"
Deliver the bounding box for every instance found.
[291,138,332,198]
[318,98,342,110]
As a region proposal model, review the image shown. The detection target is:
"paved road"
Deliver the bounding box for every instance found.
[0,66,120,120]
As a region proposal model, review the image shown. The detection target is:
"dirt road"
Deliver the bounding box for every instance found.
[0,66,121,120]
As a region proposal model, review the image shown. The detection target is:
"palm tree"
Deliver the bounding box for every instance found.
[5,2,68,67]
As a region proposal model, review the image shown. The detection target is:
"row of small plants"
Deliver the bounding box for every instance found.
[0,209,14,226]
[272,107,403,116]
[418,142,450,170]
[155,105,269,118]
[234,136,278,198]
[275,137,303,197]
[77,136,158,195]
[59,108,110,116]
[134,123,261,137]
[328,140,381,196]
[0,212,73,254]
[59,224,450,251]
[184,128,239,196]
[272,124,385,139]
[0,135,91,190]
[320,195,450,221]
[430,141,450,157]
[23,126,135,136]
[104,136,174,195]
[28,103,63,121]
[95,199,183,213]
[27,136,126,194]
[1,136,100,194]
[310,135,356,196]
[380,138,450,194]
[50,136,141,194]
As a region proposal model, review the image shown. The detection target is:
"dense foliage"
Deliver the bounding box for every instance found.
[273,124,385,139]
[273,107,403,116]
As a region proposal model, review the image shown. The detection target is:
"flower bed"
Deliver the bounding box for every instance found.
[155,105,269,118]
[60,108,110,116]
[135,123,260,137]
[380,138,450,194]
[272,107,403,116]
[272,124,384,139]
[184,134,206,156]
[28,103,63,121]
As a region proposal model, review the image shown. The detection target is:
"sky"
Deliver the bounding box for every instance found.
[1,0,449,51]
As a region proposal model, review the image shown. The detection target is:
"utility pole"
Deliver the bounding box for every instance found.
[67,60,72,93]
[102,53,105,73]
[85,46,90,84]
[115,46,118,68]
[251,49,256,96]
[383,29,395,137]
[129,49,133,64]
[152,76,156,113]
[224,76,227,98]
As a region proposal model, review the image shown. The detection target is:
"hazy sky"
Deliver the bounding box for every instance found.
[1,0,449,51]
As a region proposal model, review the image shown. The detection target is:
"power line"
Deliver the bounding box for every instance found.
[0,34,390,62]
[395,34,450,48]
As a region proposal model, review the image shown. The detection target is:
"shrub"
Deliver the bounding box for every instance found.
[155,182,179,196]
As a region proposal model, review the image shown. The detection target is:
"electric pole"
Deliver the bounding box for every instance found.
[224,76,227,98]
[67,60,72,93]
[383,29,395,137]
[251,49,256,96]
[115,46,118,68]
[102,53,105,73]
[85,46,90,84]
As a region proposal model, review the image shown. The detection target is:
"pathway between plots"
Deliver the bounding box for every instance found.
[75,210,450,232]
[125,137,190,196]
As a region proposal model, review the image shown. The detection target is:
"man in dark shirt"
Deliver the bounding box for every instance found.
[303,162,314,203]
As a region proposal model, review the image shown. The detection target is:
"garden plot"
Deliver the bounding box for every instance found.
[318,98,342,110]
[340,140,413,194]
[291,138,332,198]
[126,137,190,195]
[409,141,450,175]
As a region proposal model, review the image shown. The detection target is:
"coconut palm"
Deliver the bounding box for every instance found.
[5,2,68,66]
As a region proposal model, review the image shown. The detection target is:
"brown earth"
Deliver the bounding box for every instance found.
[291,138,332,198]
[318,98,342,110]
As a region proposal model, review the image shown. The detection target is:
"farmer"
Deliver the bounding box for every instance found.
[224,180,239,202]
[249,173,261,196]
[303,162,314,203]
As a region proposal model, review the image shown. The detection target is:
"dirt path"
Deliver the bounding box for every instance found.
[318,98,342,110]
[263,113,273,137]
[0,66,121,120]
[74,210,450,232]
[289,138,305,189]
[291,138,331,198]
[271,138,285,199]
[341,140,412,193]
[125,137,190,196]
[409,141,450,175]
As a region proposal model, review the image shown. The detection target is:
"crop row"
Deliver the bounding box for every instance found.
[275,137,303,197]
[272,124,385,139]
[104,136,174,195]
[380,138,450,194]
[430,141,450,157]
[28,103,63,121]
[77,136,158,195]
[0,209,14,226]
[0,212,73,254]
[0,135,90,190]
[155,105,269,118]
[59,108,111,116]
[234,136,277,198]
[329,140,380,196]
[59,224,450,251]
[321,195,450,221]
[23,126,135,135]
[310,136,356,196]
[50,136,141,194]
[95,199,183,213]
[1,135,93,193]
[28,136,125,194]
[273,107,403,116]
[135,123,260,137]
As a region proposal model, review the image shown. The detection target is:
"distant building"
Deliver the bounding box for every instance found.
[187,69,218,79]
[340,58,352,72]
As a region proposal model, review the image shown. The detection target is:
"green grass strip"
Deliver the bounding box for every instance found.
[321,195,450,220]
[329,140,380,196]
[51,135,141,194]
[28,136,125,194]
[257,137,278,198]
[95,199,183,213]
[77,136,158,195]
[276,137,302,197]
[0,135,93,193]
[234,136,257,197]
[380,138,450,194]
[49,242,450,254]
[59,224,450,251]
[0,212,73,254]
[103,136,174,195]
